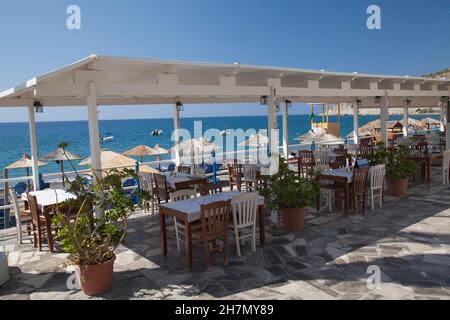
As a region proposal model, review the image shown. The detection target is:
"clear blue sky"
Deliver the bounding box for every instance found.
[0,0,449,122]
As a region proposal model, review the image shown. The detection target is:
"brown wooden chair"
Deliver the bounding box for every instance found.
[198,182,223,196]
[177,166,191,174]
[153,173,171,204]
[194,200,231,271]
[27,193,54,252]
[351,167,369,215]
[331,154,350,169]
[298,150,314,177]
[227,162,242,191]
[358,145,374,158]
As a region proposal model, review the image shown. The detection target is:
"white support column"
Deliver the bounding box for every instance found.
[440,100,446,133]
[267,97,278,152]
[444,98,450,150]
[380,94,389,145]
[27,101,39,191]
[282,100,289,158]
[87,82,102,182]
[173,102,181,166]
[402,101,409,137]
[353,100,359,144]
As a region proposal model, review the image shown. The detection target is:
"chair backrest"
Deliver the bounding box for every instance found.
[359,145,374,157]
[243,164,257,182]
[370,164,385,189]
[298,150,314,176]
[313,151,330,165]
[200,200,231,239]
[231,192,258,228]
[170,189,198,202]
[228,163,242,180]
[313,164,330,174]
[26,193,42,225]
[198,183,223,196]
[353,167,369,195]
[138,173,154,192]
[8,189,21,220]
[177,166,191,174]
[153,174,169,201]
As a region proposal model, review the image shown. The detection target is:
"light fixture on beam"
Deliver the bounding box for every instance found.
[176,101,184,112]
[260,96,268,106]
[406,99,412,107]
[356,99,362,107]
[374,96,382,104]
[33,101,44,113]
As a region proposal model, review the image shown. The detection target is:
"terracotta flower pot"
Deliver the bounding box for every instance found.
[74,256,116,296]
[386,178,409,197]
[280,207,306,231]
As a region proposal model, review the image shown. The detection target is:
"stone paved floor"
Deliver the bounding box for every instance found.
[1,167,450,300]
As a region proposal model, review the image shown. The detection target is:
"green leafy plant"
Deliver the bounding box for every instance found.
[385,145,417,180]
[51,143,151,267]
[367,142,388,166]
[261,156,320,211]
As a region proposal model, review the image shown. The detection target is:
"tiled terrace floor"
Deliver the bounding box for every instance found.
[1,169,450,300]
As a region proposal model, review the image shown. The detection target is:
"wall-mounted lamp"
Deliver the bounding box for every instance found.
[260,96,268,106]
[373,96,382,104]
[34,101,44,113]
[406,99,412,107]
[176,101,184,112]
[286,100,293,108]
[356,99,362,107]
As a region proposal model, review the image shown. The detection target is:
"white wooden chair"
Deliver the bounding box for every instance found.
[313,164,333,213]
[443,150,450,185]
[138,173,156,214]
[8,189,31,244]
[170,189,198,251]
[243,164,258,192]
[230,192,258,256]
[313,151,330,166]
[368,164,385,210]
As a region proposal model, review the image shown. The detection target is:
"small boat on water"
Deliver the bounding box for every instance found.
[220,130,230,136]
[151,129,164,136]
[101,133,114,142]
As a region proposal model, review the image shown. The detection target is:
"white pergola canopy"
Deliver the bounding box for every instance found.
[0,54,449,108]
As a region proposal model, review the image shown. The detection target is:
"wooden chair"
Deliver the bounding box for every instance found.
[27,193,54,252]
[298,150,314,177]
[139,172,156,214]
[313,151,331,166]
[153,173,170,204]
[331,155,349,169]
[242,164,258,192]
[227,163,242,191]
[177,166,191,175]
[9,189,31,244]
[359,145,374,158]
[198,183,223,196]
[369,164,385,210]
[195,200,231,271]
[170,189,198,251]
[351,167,369,215]
[230,192,258,257]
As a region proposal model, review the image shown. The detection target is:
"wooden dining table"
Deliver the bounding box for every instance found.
[162,172,208,191]
[159,191,266,270]
[21,189,77,214]
[315,168,354,215]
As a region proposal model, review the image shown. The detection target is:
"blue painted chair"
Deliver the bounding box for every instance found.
[167,163,176,172]
[14,182,27,196]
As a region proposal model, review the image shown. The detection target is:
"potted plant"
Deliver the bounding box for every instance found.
[384,145,417,197]
[52,150,148,296]
[262,156,319,231]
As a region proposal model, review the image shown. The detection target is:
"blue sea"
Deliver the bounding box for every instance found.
[0,114,438,178]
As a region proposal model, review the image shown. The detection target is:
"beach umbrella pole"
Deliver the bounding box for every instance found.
[60,161,65,187]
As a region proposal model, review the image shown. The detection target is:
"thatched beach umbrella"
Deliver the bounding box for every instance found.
[41,145,82,186]
[151,144,169,169]
[80,150,158,177]
[171,138,219,166]
[123,145,157,163]
[238,133,269,147]
[296,131,344,146]
[420,117,442,130]
[6,154,47,191]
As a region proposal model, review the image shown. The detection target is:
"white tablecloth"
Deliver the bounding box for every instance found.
[162,172,205,189]
[21,189,77,208]
[322,168,354,183]
[160,191,265,223]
